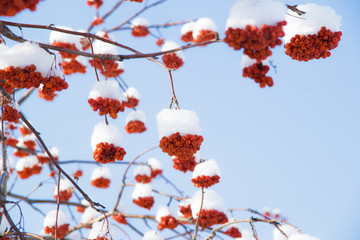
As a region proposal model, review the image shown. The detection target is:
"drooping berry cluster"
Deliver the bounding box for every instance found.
[134,174,152,184]
[122,96,139,108]
[0,0,41,16]
[44,224,69,239]
[225,21,286,60]
[172,156,197,173]
[93,142,126,164]
[125,120,146,134]
[38,86,57,101]
[41,76,69,96]
[2,105,21,123]
[192,175,220,188]
[87,0,103,9]
[133,196,154,210]
[0,65,42,90]
[224,227,242,238]
[88,97,125,119]
[131,26,150,37]
[285,27,342,61]
[51,41,79,59]
[91,177,111,188]
[242,62,273,88]
[89,59,124,78]
[162,53,184,70]
[196,209,228,229]
[157,215,179,231]
[62,58,87,75]
[179,205,192,218]
[54,189,73,202]
[159,132,204,159]
[17,164,42,179]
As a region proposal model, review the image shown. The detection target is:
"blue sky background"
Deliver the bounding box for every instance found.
[1,0,360,239]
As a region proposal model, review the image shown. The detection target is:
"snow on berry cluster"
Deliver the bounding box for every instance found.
[157,109,203,160]
[224,219,243,238]
[178,198,192,218]
[191,190,228,229]
[43,210,69,239]
[224,0,287,87]
[161,41,184,70]
[112,202,127,225]
[283,4,342,61]
[87,0,103,9]
[123,86,140,108]
[147,158,162,178]
[0,42,67,97]
[156,205,179,231]
[15,156,42,179]
[191,159,221,188]
[91,123,126,163]
[132,183,154,210]
[125,110,147,134]
[172,155,198,173]
[91,166,111,188]
[88,80,126,119]
[143,230,163,240]
[0,0,41,16]
[180,18,218,44]
[133,164,152,183]
[53,178,74,202]
[88,221,112,240]
[131,18,150,37]
[36,147,59,164]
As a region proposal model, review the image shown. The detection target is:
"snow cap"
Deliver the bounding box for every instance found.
[89,80,125,101]
[283,4,342,43]
[288,233,320,240]
[193,18,218,40]
[181,21,196,35]
[157,109,201,138]
[91,166,111,180]
[90,122,124,151]
[241,55,269,69]
[191,189,226,218]
[125,110,146,124]
[43,210,68,227]
[49,26,81,49]
[226,0,286,29]
[143,230,163,240]
[192,159,221,178]
[162,41,184,59]
[53,178,73,193]
[15,156,40,172]
[133,164,151,177]
[132,183,153,199]
[132,17,150,27]
[156,205,174,222]
[81,207,102,224]
[147,158,162,171]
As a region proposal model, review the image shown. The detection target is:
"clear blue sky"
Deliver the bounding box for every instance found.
[1,0,359,239]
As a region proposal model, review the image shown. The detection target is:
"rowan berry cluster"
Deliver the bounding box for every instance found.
[162,53,184,70]
[133,196,154,210]
[86,0,103,9]
[181,32,194,43]
[0,65,42,90]
[159,132,203,159]
[54,189,73,202]
[122,96,139,108]
[17,164,42,179]
[193,30,218,44]
[38,87,57,101]
[172,156,197,173]
[157,215,179,231]
[242,62,273,88]
[51,41,79,59]
[112,213,127,224]
[91,177,111,188]
[2,105,21,123]
[134,174,152,184]
[44,224,69,239]
[41,76,69,95]
[191,175,220,188]
[178,205,192,218]
[125,120,146,133]
[0,0,40,16]
[225,21,286,60]
[150,168,162,178]
[93,142,126,163]
[91,17,104,27]
[62,59,87,75]
[285,27,342,61]
[131,26,150,37]
[88,97,125,119]
[5,137,18,147]
[224,227,242,238]
[196,209,228,229]
[89,59,124,78]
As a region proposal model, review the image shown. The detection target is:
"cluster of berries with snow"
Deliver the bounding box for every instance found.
[125,110,147,133]
[0,0,41,16]
[180,18,218,44]
[191,159,221,188]
[15,156,42,179]
[123,86,140,108]
[156,206,179,231]
[178,198,192,218]
[91,123,126,163]
[132,183,154,210]
[161,41,184,70]
[133,164,152,183]
[43,210,69,239]
[283,4,342,62]
[172,155,198,173]
[131,18,150,37]
[91,166,111,188]
[157,109,204,160]
[88,80,125,119]
[53,178,74,202]
[112,203,128,225]
[36,147,59,164]
[223,220,243,238]
[87,0,103,9]
[148,158,163,178]
[242,56,274,87]
[88,222,112,240]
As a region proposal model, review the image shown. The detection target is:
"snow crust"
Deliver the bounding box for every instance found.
[43,210,68,227]
[190,189,226,218]
[0,42,63,77]
[132,17,150,27]
[89,80,125,101]
[90,122,124,151]
[192,159,220,178]
[156,205,173,222]
[124,86,140,99]
[125,110,146,124]
[49,26,81,49]
[147,158,162,170]
[133,164,151,177]
[15,156,40,171]
[53,178,73,192]
[157,109,201,138]
[181,21,196,35]
[162,41,184,59]
[81,207,101,223]
[283,4,342,43]
[288,234,320,240]
[273,225,299,240]
[88,221,111,239]
[91,166,111,180]
[143,230,163,240]
[226,0,286,29]
[193,18,218,40]
[132,183,153,199]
